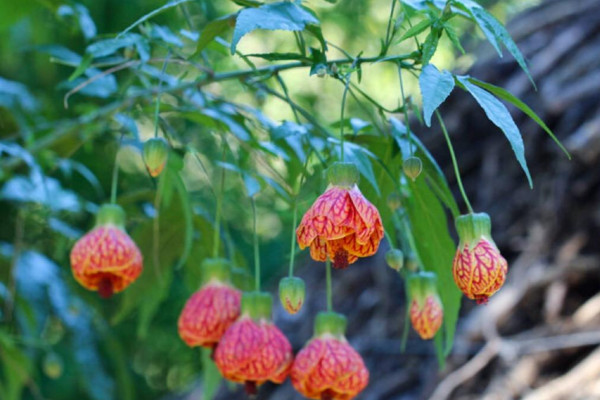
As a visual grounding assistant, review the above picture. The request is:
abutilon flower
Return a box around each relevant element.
[142,137,169,177]
[278,276,306,314]
[214,292,293,395]
[291,312,369,400]
[452,212,508,304]
[70,204,143,298]
[296,162,384,269]
[407,272,443,340]
[178,258,241,350]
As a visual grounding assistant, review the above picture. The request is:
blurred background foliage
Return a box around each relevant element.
[0,0,540,399]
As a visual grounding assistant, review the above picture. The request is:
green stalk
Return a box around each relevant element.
[436,110,474,214]
[339,76,351,162]
[288,202,298,277]
[397,64,414,155]
[212,146,226,258]
[109,135,124,204]
[251,197,260,292]
[326,259,333,312]
[153,52,171,138]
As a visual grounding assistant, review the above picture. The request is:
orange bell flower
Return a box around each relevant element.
[452,213,508,304]
[178,258,241,350]
[214,292,293,395]
[296,162,383,269]
[407,272,443,340]
[291,312,368,400]
[70,204,143,298]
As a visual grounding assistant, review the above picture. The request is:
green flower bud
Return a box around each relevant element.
[143,138,169,177]
[279,276,306,314]
[403,156,423,181]
[385,249,404,271]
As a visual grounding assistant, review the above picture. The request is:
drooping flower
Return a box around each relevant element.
[178,258,241,350]
[452,212,508,304]
[214,292,293,395]
[70,204,143,298]
[296,162,384,269]
[291,312,369,400]
[407,272,443,340]
[142,137,169,177]
[278,276,306,314]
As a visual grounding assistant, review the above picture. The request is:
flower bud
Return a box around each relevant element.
[385,248,404,271]
[143,137,169,177]
[407,272,443,340]
[453,213,508,304]
[278,276,306,314]
[403,156,423,181]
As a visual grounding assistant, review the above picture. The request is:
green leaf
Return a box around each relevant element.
[195,15,234,55]
[231,2,319,54]
[457,75,533,187]
[396,18,431,43]
[390,118,459,217]
[443,23,465,54]
[202,348,222,400]
[419,64,455,127]
[421,29,440,66]
[0,334,30,400]
[68,52,92,81]
[343,141,380,196]
[231,0,263,6]
[403,177,460,357]
[468,78,570,159]
[118,0,193,38]
[453,1,534,87]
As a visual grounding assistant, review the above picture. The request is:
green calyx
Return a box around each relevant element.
[455,212,493,249]
[326,162,360,188]
[95,204,126,229]
[201,258,232,285]
[241,291,273,322]
[385,249,404,271]
[314,311,347,338]
[407,271,439,305]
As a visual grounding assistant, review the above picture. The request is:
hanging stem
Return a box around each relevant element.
[251,197,260,292]
[288,202,298,277]
[109,134,124,204]
[326,259,333,312]
[339,76,351,162]
[212,145,227,258]
[436,110,474,214]
[384,0,398,51]
[397,64,414,155]
[153,52,171,138]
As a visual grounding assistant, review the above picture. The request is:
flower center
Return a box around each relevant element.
[333,249,349,269]
[244,381,257,397]
[475,295,489,305]
[98,277,114,299]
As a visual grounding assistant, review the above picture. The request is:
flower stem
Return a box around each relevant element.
[109,134,124,204]
[340,76,351,162]
[436,110,474,214]
[212,146,226,258]
[288,201,298,277]
[397,65,414,155]
[326,258,333,312]
[251,197,260,292]
[153,52,171,138]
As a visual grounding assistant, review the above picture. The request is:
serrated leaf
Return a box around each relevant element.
[457,75,532,187]
[421,30,440,66]
[396,18,431,43]
[195,16,234,55]
[419,64,455,127]
[468,77,570,159]
[231,2,319,54]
